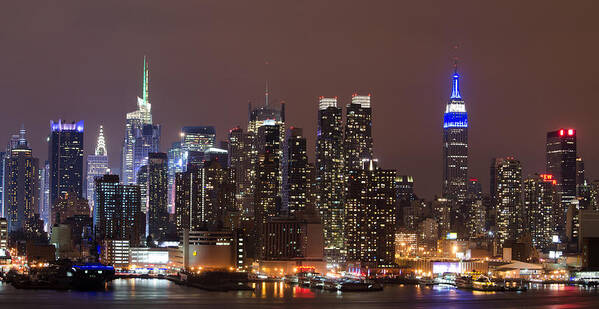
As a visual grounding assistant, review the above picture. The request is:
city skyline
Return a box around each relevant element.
[0,1,597,200]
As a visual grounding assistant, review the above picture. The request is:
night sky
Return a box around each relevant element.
[1,1,598,199]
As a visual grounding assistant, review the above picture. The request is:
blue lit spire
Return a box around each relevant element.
[450,72,461,99]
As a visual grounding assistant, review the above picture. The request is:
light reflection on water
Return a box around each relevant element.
[0,280,598,308]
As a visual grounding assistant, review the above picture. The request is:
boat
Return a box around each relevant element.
[310,276,326,289]
[471,275,501,291]
[418,277,436,286]
[455,276,473,289]
[283,275,299,284]
[11,261,114,291]
[337,279,383,292]
[434,272,457,286]
[69,263,115,290]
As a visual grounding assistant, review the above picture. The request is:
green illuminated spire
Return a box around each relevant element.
[143,55,149,104]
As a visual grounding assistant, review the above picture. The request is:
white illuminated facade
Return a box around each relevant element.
[351,94,371,108]
[86,125,109,212]
[318,96,337,110]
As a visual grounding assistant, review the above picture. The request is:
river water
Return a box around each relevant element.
[0,279,598,308]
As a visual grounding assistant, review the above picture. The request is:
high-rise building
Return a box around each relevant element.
[93,175,143,245]
[344,94,373,171]
[39,161,50,231]
[167,142,184,213]
[247,83,285,137]
[254,151,280,259]
[48,120,84,205]
[0,151,4,218]
[494,157,523,244]
[180,126,216,159]
[175,160,233,232]
[122,56,160,185]
[442,69,468,204]
[281,127,308,215]
[315,97,345,261]
[246,88,285,218]
[4,127,39,233]
[136,165,149,213]
[546,128,577,238]
[147,153,169,240]
[523,174,558,251]
[262,208,324,261]
[228,127,254,217]
[345,159,397,267]
[86,125,109,213]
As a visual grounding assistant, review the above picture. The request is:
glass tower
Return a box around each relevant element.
[122,56,160,185]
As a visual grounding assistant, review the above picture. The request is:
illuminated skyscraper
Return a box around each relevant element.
[228,127,253,216]
[48,120,84,205]
[523,174,558,251]
[254,151,280,259]
[344,94,373,171]
[494,157,522,244]
[167,142,183,213]
[4,127,39,233]
[442,69,468,204]
[147,152,168,240]
[175,160,233,232]
[180,126,216,158]
[315,97,345,262]
[281,127,308,215]
[345,159,397,266]
[546,128,577,238]
[93,174,143,245]
[122,56,160,185]
[86,125,109,213]
[39,161,50,231]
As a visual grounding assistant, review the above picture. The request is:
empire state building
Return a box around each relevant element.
[442,68,469,203]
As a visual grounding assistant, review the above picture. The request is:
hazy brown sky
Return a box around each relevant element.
[1,0,598,199]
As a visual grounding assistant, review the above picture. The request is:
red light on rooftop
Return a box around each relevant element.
[559,129,564,136]
[568,129,574,136]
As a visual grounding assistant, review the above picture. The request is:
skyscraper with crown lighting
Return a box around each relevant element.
[86,125,109,213]
[442,68,469,204]
[48,119,84,205]
[122,56,161,185]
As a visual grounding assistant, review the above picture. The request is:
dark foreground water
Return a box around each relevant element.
[1,279,598,308]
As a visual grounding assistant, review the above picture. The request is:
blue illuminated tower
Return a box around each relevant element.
[442,67,468,204]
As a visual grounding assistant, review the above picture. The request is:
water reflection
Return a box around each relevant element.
[0,279,597,308]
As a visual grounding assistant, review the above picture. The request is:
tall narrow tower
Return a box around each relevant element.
[316,97,345,263]
[86,125,109,212]
[442,66,469,204]
[122,56,160,185]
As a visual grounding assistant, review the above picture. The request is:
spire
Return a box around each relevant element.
[450,53,461,99]
[95,125,107,156]
[265,80,269,106]
[450,66,462,99]
[142,55,149,104]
